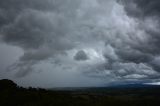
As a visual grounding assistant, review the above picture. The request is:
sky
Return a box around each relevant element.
[0,0,160,88]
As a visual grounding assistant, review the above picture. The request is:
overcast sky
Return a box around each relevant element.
[1,0,160,88]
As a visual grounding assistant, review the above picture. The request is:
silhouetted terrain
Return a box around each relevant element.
[0,79,160,106]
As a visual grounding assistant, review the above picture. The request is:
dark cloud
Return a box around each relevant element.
[117,0,160,73]
[74,50,89,61]
[120,0,160,18]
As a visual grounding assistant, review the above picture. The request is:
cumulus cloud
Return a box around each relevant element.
[0,0,160,87]
[74,50,89,61]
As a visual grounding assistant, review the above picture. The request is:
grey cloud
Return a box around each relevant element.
[103,44,119,63]
[84,61,158,81]
[1,9,73,49]
[74,50,89,61]
[0,0,79,77]
[8,61,35,78]
[115,48,153,63]
[0,0,57,29]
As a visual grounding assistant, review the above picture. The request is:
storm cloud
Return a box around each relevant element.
[0,0,160,87]
[118,0,160,72]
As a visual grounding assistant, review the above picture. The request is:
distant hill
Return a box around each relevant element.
[50,83,160,92]
[106,83,160,89]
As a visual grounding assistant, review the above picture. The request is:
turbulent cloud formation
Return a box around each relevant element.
[119,0,160,72]
[0,0,160,87]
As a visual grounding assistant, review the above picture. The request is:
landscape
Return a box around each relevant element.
[1,0,160,106]
[0,79,160,106]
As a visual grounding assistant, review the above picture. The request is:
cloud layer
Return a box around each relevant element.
[0,0,160,87]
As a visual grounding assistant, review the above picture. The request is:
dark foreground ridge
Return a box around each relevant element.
[1,79,160,106]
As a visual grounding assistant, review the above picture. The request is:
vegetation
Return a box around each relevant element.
[0,79,160,106]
